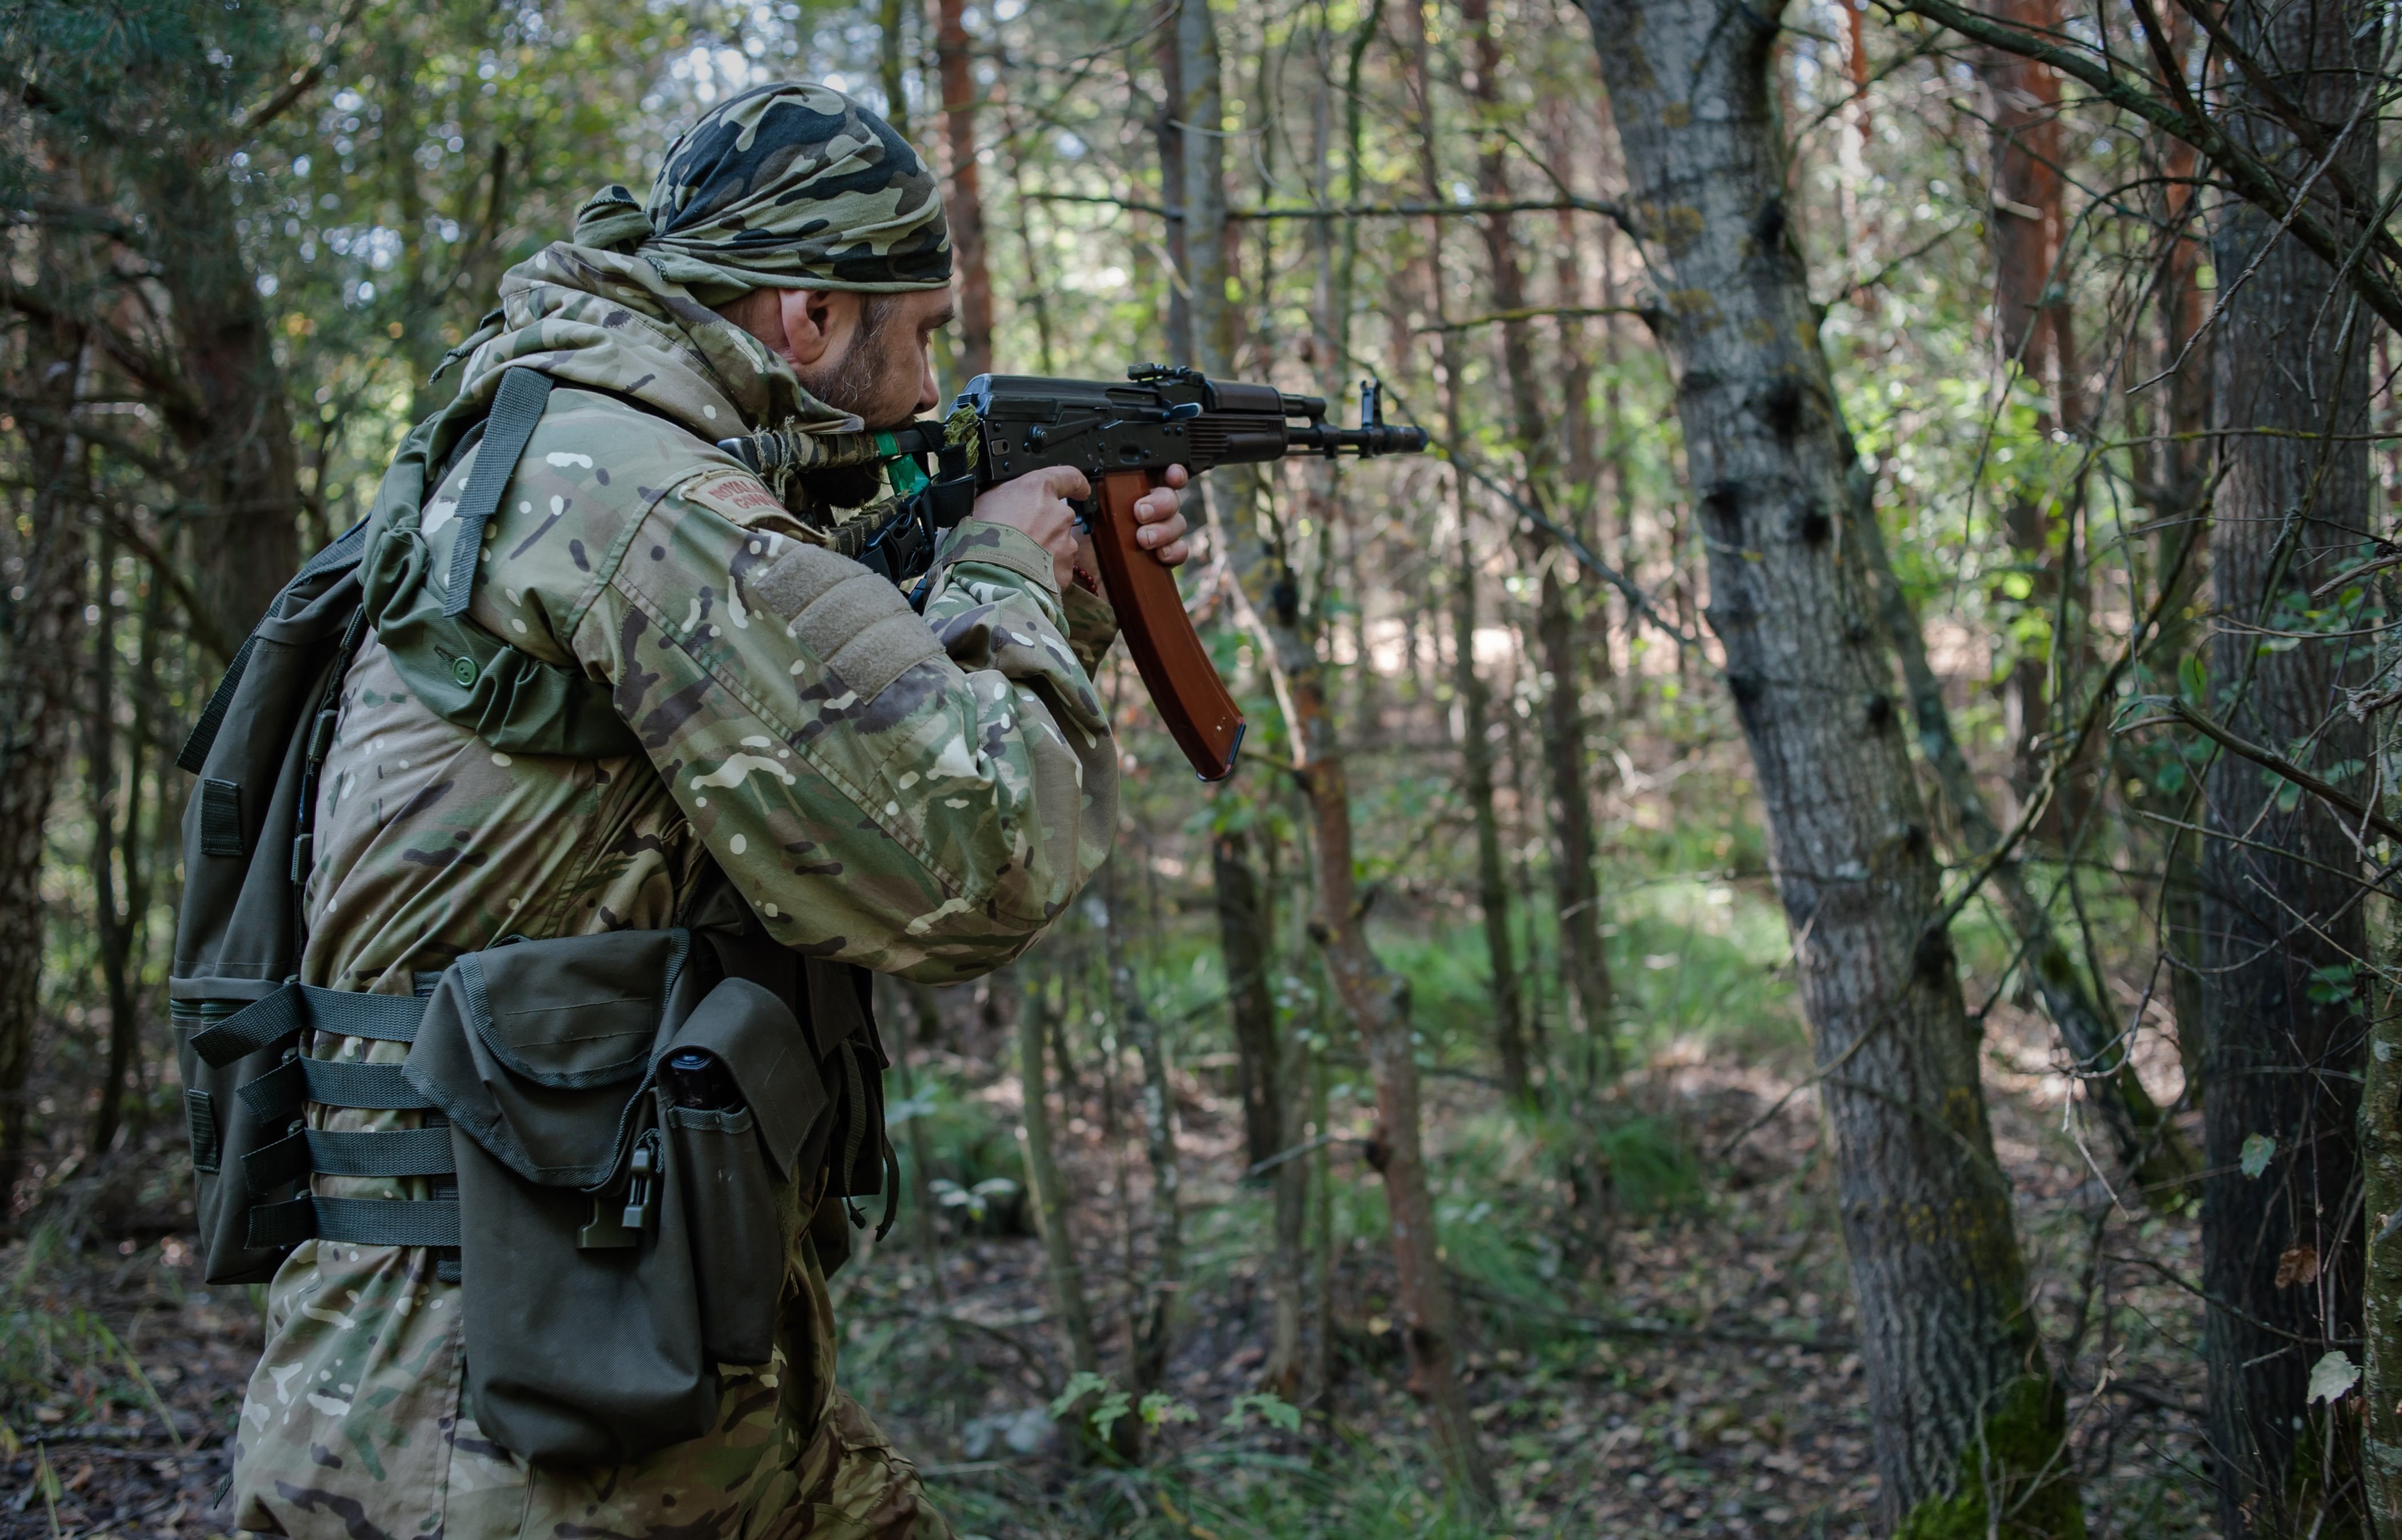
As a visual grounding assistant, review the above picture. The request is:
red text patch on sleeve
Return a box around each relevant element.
[686,473,788,523]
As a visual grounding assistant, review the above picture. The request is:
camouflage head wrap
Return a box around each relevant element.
[573,82,951,304]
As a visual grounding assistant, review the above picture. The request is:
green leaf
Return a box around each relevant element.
[2308,1349,2359,1405]
[1139,1392,1199,1428]
[2240,1133,2276,1179]
[2179,653,2208,706]
[1049,1372,1132,1438]
[1224,1390,1303,1433]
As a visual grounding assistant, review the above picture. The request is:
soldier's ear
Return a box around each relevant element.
[776,287,852,369]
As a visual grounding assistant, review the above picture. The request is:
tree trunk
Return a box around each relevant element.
[0,283,91,1220]
[1584,2,2079,1528]
[1015,969,1102,1381]
[86,526,139,1158]
[1977,0,2077,811]
[1233,538,1494,1510]
[1176,0,1234,374]
[140,149,297,646]
[933,0,992,382]
[1214,827,1283,1167]
[877,976,947,1298]
[1852,489,2194,1202]
[2201,0,2377,1528]
[878,0,913,143]
[1453,546,1530,1101]
[1110,860,1184,1397]
[1460,0,1615,1077]
[2368,591,2402,1535]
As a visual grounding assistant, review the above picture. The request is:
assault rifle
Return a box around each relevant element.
[721,365,1428,781]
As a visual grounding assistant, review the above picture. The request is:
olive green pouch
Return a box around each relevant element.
[402,930,824,1466]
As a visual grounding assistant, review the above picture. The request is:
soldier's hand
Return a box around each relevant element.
[1130,465,1191,569]
[970,466,1087,591]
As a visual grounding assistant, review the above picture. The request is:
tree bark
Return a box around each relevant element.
[1977,0,2078,809]
[2368,595,2402,1536]
[1232,537,1494,1510]
[1015,969,1102,1380]
[1459,0,1615,1077]
[1852,490,2194,1202]
[1176,0,1234,374]
[1214,828,1283,1167]
[1452,546,1530,1101]
[1584,2,2079,1528]
[1110,860,1184,1397]
[2200,0,2377,1529]
[878,0,913,143]
[0,274,92,1220]
[933,0,992,382]
[86,526,139,1158]
[137,145,298,644]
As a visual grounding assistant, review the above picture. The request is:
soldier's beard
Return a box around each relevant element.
[793,296,914,510]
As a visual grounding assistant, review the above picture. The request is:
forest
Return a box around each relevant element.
[1,0,2395,1534]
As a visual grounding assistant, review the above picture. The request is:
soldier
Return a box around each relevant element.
[223,83,1186,1539]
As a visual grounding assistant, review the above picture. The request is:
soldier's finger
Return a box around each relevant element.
[1132,486,1180,523]
[1040,465,1093,502]
[1154,533,1192,567]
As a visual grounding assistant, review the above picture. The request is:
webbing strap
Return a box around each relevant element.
[444,368,554,616]
[309,1126,456,1178]
[247,1195,462,1251]
[175,631,259,775]
[304,1059,434,1111]
[244,1126,456,1195]
[190,982,429,1069]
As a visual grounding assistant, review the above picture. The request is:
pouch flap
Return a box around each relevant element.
[404,930,695,1186]
[666,978,825,1178]
[465,930,688,1085]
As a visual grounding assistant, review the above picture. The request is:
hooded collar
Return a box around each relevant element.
[446,240,864,446]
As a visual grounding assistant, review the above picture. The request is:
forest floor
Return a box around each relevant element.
[1,988,2214,1539]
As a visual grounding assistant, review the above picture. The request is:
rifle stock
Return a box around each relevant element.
[1084,470,1244,781]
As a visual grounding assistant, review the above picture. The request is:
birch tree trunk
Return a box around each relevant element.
[1583,2,2078,1528]
[2200,0,2377,1527]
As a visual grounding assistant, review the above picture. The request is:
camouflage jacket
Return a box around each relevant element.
[226,241,1115,1540]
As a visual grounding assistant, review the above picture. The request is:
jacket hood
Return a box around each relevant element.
[445,241,864,445]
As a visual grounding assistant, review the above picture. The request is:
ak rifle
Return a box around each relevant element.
[722,364,1428,781]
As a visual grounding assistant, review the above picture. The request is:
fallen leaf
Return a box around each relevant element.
[2276,1245,2321,1288]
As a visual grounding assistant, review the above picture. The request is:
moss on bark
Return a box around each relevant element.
[1895,1375,2086,1540]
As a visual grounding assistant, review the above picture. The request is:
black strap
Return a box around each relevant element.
[444,368,555,616]
[190,982,430,1069]
[237,1058,305,1126]
[244,1126,456,1195]
[303,1058,435,1111]
[176,631,259,775]
[247,1195,462,1251]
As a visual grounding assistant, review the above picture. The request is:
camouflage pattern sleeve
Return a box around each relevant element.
[563,474,1119,982]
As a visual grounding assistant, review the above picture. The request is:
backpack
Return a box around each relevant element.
[170,366,894,1462]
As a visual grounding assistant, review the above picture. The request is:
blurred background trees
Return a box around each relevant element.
[6,0,2399,1535]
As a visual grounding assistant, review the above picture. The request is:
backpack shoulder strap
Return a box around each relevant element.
[442,366,554,616]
